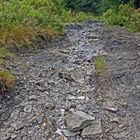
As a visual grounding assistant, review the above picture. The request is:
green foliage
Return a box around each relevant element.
[0,47,15,93]
[94,56,104,74]
[0,0,65,48]
[103,4,140,32]
[63,0,131,14]
[0,0,95,49]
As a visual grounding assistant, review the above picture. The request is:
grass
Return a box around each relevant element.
[0,48,15,93]
[0,47,15,66]
[94,56,104,74]
[0,70,16,93]
[0,0,95,49]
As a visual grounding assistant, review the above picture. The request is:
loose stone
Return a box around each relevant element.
[65,109,95,131]
[24,105,32,113]
[81,120,102,138]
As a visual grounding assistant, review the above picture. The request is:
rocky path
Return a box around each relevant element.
[0,21,140,140]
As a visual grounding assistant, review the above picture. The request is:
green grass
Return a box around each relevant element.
[102,5,140,32]
[94,56,104,74]
[0,70,16,93]
[0,47,14,66]
[0,47,14,59]
[0,0,95,49]
[0,47,15,93]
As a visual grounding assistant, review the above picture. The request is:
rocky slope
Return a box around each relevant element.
[0,21,140,140]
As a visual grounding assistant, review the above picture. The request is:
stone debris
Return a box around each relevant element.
[81,120,102,138]
[36,115,44,124]
[65,109,95,131]
[0,21,139,139]
[11,133,18,139]
[29,95,37,101]
[11,121,24,131]
[23,105,32,113]
[1,132,11,140]
[103,100,118,112]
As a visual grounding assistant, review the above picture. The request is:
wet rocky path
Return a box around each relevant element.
[0,21,140,140]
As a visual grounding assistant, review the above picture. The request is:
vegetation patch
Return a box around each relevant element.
[0,0,95,49]
[0,70,16,94]
[94,56,104,74]
[103,4,140,32]
[0,47,15,94]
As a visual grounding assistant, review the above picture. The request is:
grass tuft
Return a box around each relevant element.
[0,70,16,93]
[94,56,104,74]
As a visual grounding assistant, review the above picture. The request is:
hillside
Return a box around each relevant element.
[0,0,140,140]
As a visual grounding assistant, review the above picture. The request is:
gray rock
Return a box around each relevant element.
[103,101,118,112]
[11,134,18,139]
[86,65,95,76]
[11,121,24,131]
[20,112,27,118]
[65,109,95,131]
[37,86,46,92]
[81,120,102,138]
[45,103,55,110]
[36,115,44,124]
[116,109,126,117]
[62,130,79,137]
[1,132,11,140]
[29,95,37,101]
[114,131,128,139]
[24,105,32,113]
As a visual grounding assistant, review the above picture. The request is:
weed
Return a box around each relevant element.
[0,70,16,93]
[94,56,104,74]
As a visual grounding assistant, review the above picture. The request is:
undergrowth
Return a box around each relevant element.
[103,5,140,32]
[0,0,95,49]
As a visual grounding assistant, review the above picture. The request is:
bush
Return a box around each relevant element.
[103,4,140,32]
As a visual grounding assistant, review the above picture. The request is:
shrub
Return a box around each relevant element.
[103,4,140,32]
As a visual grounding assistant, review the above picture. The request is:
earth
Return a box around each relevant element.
[0,21,140,140]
